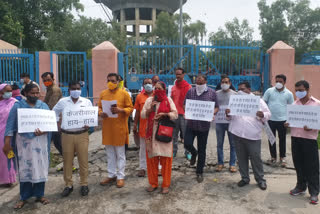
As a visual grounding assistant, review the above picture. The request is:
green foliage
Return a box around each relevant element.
[152,12,179,41]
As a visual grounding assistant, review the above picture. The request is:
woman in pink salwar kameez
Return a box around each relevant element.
[0,84,17,187]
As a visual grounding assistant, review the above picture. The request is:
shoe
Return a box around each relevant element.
[56,167,63,172]
[280,158,287,168]
[258,182,267,190]
[80,186,89,196]
[137,169,146,177]
[146,186,158,192]
[190,154,197,165]
[229,166,237,173]
[237,180,249,187]
[196,174,204,183]
[290,187,306,196]
[215,164,224,172]
[61,186,73,197]
[186,153,192,161]
[310,195,319,205]
[266,158,276,166]
[173,152,177,158]
[100,177,117,186]
[72,167,78,172]
[116,179,125,188]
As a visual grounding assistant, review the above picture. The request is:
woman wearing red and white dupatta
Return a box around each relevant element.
[141,81,178,194]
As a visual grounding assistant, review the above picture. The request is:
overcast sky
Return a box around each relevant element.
[76,0,320,40]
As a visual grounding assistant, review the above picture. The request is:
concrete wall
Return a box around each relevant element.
[294,65,320,99]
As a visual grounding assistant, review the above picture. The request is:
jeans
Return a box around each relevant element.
[216,123,236,166]
[184,127,209,174]
[20,182,45,201]
[173,114,189,154]
[268,120,287,158]
[52,131,62,155]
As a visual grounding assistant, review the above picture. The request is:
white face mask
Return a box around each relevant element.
[196,84,207,96]
[237,90,247,95]
[295,91,307,99]
[275,82,283,90]
[221,83,230,91]
[70,90,81,99]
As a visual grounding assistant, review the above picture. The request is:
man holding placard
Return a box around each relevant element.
[53,81,94,197]
[226,81,271,191]
[285,80,319,205]
[99,73,133,188]
[184,74,219,183]
[215,75,237,173]
[263,74,294,167]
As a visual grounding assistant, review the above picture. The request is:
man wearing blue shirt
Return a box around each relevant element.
[263,74,294,167]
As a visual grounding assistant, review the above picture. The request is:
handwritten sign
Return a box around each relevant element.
[101,100,118,118]
[214,105,229,124]
[228,95,260,117]
[287,105,320,129]
[18,109,58,133]
[264,122,276,146]
[62,107,98,130]
[185,99,215,122]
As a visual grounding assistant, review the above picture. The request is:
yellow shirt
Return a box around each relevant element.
[98,88,133,146]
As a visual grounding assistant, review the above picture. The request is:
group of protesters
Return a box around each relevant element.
[0,68,319,210]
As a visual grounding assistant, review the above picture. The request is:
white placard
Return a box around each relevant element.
[185,99,215,122]
[228,95,260,117]
[62,107,98,130]
[101,100,118,118]
[287,105,320,129]
[18,109,58,133]
[264,122,276,146]
[168,85,173,97]
[214,105,229,124]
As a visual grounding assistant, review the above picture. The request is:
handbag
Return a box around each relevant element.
[155,118,176,143]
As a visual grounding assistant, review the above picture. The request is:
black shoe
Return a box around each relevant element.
[61,186,73,197]
[80,186,89,196]
[196,174,204,183]
[258,182,267,190]
[190,153,197,166]
[290,187,306,196]
[237,180,249,187]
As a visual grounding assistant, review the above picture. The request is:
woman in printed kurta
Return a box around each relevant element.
[141,82,178,194]
[0,84,17,186]
[3,84,51,210]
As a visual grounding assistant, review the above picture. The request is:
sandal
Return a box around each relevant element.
[229,166,237,173]
[161,187,169,194]
[146,186,158,192]
[137,169,146,177]
[35,197,50,205]
[14,200,26,210]
[215,164,224,172]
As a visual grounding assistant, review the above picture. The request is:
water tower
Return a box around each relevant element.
[96,0,187,39]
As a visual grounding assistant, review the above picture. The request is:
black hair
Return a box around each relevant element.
[11,83,20,90]
[275,74,287,83]
[68,80,81,88]
[107,73,120,81]
[118,75,123,81]
[41,72,54,79]
[21,73,30,78]
[238,81,251,89]
[220,74,231,82]
[24,83,39,94]
[295,80,309,90]
[143,78,152,84]
[196,74,207,81]
[152,75,159,83]
[175,67,185,74]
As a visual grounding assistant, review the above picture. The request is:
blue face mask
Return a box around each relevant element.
[70,90,81,99]
[2,92,12,99]
[295,91,307,99]
[144,84,153,93]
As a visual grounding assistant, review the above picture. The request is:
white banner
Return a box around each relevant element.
[168,85,173,97]
[18,109,58,133]
[287,105,320,129]
[214,105,229,124]
[264,122,276,146]
[185,99,215,122]
[62,107,98,130]
[101,100,118,118]
[228,95,260,117]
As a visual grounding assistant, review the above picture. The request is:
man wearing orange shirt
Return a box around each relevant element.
[133,78,154,177]
[171,68,192,158]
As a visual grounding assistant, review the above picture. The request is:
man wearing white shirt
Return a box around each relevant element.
[53,81,93,197]
[226,81,271,190]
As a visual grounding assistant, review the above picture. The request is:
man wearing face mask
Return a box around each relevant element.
[53,81,93,197]
[171,68,192,159]
[133,78,153,177]
[184,75,219,183]
[41,72,63,158]
[99,73,133,188]
[20,73,40,98]
[285,80,319,205]
[263,74,294,167]
[215,75,237,173]
[226,81,271,191]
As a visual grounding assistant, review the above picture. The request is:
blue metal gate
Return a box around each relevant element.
[0,49,35,85]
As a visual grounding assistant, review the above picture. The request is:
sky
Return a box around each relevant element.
[75,0,320,40]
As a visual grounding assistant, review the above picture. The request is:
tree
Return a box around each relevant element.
[209,18,254,42]
[152,12,179,41]
[184,20,207,43]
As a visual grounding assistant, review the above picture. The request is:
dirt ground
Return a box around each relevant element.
[0,124,319,214]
